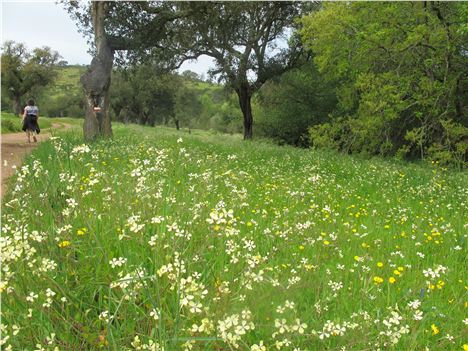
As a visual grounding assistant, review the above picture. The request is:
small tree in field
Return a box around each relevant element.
[1,41,60,115]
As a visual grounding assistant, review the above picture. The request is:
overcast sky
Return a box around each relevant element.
[1,0,213,75]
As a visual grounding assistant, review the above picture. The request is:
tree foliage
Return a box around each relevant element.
[301,2,467,167]
[256,64,337,147]
[1,40,60,115]
[111,65,177,127]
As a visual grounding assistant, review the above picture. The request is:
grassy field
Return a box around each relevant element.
[1,124,467,350]
[1,112,52,134]
[1,112,82,134]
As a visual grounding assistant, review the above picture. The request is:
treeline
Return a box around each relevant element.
[110,67,243,134]
[109,65,336,144]
[1,40,86,118]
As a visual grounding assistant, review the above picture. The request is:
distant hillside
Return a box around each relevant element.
[39,65,87,117]
[44,65,86,98]
[185,80,227,103]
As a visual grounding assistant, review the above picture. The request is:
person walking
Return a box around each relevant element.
[22,99,40,143]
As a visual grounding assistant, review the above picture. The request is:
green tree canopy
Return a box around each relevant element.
[170,2,308,139]
[1,40,60,115]
[110,65,178,127]
[301,2,467,166]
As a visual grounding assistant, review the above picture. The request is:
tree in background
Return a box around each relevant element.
[111,65,178,127]
[64,1,183,140]
[174,84,203,131]
[301,2,467,166]
[110,64,239,134]
[172,2,308,139]
[256,64,337,147]
[38,65,86,118]
[1,40,60,115]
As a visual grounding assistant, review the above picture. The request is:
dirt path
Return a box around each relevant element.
[1,123,72,199]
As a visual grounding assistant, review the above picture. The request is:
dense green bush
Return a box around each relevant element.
[301,2,468,167]
[256,65,337,147]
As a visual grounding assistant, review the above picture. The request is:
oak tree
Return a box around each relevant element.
[1,41,60,115]
[172,2,306,139]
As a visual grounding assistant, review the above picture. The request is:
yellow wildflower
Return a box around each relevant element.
[58,241,71,248]
[373,276,384,284]
[431,324,439,335]
[77,227,87,236]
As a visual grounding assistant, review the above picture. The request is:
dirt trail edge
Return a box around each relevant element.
[1,123,72,199]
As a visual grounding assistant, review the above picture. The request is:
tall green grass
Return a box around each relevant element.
[1,112,52,134]
[1,112,82,134]
[1,124,467,350]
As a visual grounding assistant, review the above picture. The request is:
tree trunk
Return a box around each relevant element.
[455,75,463,122]
[13,95,21,116]
[236,85,253,140]
[175,119,180,130]
[80,1,113,141]
[138,111,147,125]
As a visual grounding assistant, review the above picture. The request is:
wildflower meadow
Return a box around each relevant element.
[1,125,467,350]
